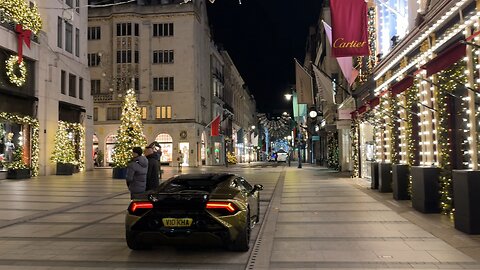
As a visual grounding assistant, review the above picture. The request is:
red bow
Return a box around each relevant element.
[15,24,32,63]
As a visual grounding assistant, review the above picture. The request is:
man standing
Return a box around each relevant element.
[144,147,160,191]
[126,147,148,199]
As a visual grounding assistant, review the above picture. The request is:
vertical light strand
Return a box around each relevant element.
[405,81,420,195]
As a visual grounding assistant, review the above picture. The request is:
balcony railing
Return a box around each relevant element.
[93,93,113,102]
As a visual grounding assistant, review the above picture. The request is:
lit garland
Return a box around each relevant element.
[471,25,480,168]
[388,92,400,164]
[436,61,467,217]
[367,7,377,72]
[351,117,359,177]
[0,0,42,34]
[0,112,39,176]
[112,89,146,168]
[405,82,420,195]
[327,131,340,171]
[6,55,27,87]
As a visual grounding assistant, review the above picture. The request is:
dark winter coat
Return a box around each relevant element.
[126,155,148,195]
[146,153,160,191]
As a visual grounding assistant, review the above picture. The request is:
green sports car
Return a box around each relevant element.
[125,173,263,251]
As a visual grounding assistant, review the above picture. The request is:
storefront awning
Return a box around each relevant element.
[421,42,466,77]
[391,76,413,96]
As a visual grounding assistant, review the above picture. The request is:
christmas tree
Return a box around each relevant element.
[51,121,76,164]
[112,89,146,168]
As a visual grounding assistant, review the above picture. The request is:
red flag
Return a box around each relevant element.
[210,115,221,136]
[330,0,369,57]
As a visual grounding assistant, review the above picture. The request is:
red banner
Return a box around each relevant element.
[330,0,369,57]
[210,115,221,136]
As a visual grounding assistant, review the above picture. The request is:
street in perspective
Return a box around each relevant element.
[0,163,479,269]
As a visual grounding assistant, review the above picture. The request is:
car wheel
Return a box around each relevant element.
[126,231,151,250]
[228,213,251,252]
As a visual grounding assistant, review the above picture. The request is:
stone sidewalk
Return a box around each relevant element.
[251,164,480,270]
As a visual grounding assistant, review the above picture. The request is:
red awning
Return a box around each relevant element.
[357,105,367,114]
[421,42,466,77]
[368,97,380,108]
[391,76,414,96]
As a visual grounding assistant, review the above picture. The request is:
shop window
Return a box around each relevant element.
[155,133,173,163]
[0,122,30,171]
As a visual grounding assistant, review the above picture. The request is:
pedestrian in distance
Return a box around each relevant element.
[177,150,184,173]
[126,147,148,199]
[144,146,159,191]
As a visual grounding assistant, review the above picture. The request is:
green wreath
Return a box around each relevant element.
[6,55,27,87]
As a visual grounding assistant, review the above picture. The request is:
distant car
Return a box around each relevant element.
[277,150,288,162]
[125,173,263,251]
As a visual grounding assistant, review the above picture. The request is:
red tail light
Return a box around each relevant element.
[206,202,238,214]
[128,201,153,215]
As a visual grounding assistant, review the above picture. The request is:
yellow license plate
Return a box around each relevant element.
[162,218,193,227]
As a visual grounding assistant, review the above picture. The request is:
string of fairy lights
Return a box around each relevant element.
[257,113,291,139]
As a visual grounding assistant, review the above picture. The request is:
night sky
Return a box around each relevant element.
[206,0,323,114]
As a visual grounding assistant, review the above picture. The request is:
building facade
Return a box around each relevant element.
[88,0,255,167]
[0,0,93,176]
[351,0,479,218]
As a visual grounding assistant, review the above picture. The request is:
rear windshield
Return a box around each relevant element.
[158,176,229,193]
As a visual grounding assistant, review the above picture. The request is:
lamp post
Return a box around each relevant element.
[285,90,302,168]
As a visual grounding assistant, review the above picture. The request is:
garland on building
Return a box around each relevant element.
[367,7,377,72]
[112,89,146,168]
[388,92,400,164]
[0,0,42,34]
[351,118,359,177]
[436,61,467,217]
[327,132,340,171]
[0,112,39,176]
[405,83,420,195]
[6,55,27,87]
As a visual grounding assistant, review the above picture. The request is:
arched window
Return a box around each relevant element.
[155,133,173,162]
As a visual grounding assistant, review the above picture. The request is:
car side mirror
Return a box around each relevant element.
[252,184,264,193]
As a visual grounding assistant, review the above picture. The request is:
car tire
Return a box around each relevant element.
[126,231,151,250]
[228,213,251,252]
